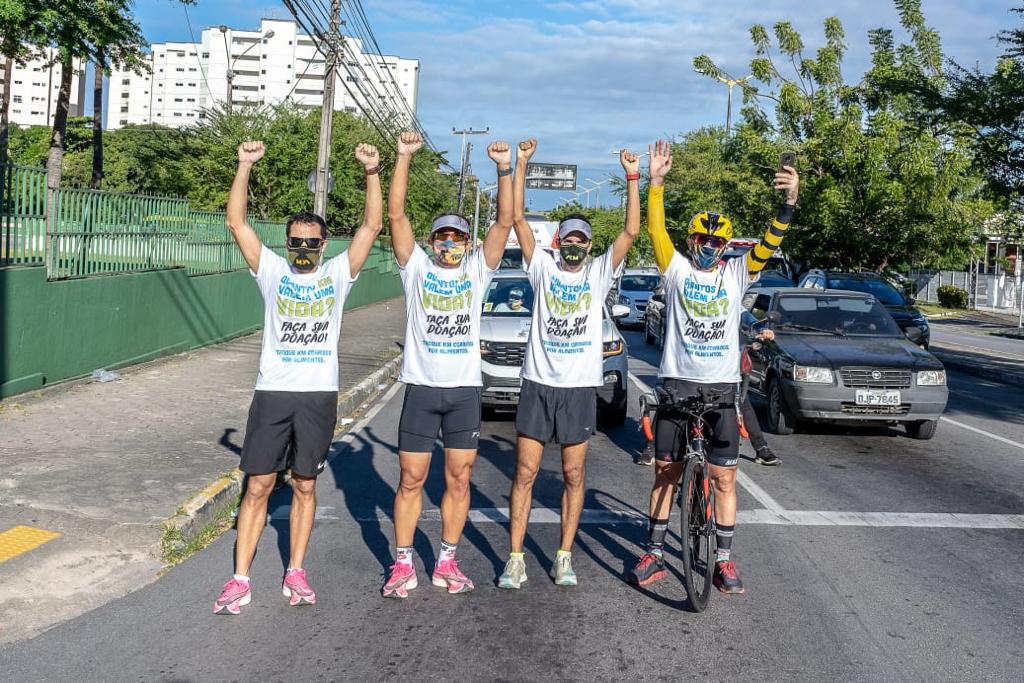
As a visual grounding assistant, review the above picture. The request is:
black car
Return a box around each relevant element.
[644,285,667,348]
[741,288,948,440]
[798,270,930,348]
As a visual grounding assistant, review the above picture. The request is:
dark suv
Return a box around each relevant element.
[797,270,930,348]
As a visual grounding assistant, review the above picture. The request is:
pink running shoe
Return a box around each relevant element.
[432,558,475,594]
[381,562,418,599]
[213,578,251,615]
[282,568,316,606]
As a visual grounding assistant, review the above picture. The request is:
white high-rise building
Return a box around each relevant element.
[107,18,419,130]
[1,47,86,127]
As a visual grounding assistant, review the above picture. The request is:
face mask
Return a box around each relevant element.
[687,235,725,270]
[560,243,588,266]
[434,239,466,267]
[287,246,322,272]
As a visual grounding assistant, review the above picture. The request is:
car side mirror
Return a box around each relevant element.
[767,310,782,324]
[611,304,630,319]
[650,293,664,303]
[904,326,923,343]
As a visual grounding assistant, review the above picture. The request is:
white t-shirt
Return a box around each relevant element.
[659,251,749,383]
[398,247,497,387]
[522,250,622,388]
[251,245,358,392]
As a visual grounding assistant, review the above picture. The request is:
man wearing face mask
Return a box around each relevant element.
[497,138,641,589]
[493,286,529,313]
[381,131,514,598]
[212,140,383,615]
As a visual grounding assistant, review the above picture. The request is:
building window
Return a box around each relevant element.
[174,97,183,102]
[11,95,20,103]
[157,98,162,102]
[260,85,265,90]
[120,105,128,112]
[188,67,196,72]
[121,92,129,98]
[261,69,266,74]
[175,82,183,86]
[175,67,184,72]
[120,119,128,125]
[173,112,182,117]
[122,78,130,85]
[201,52,209,58]
[187,98,195,102]
[188,82,196,87]
[158,68,163,72]
[189,52,197,57]
[187,112,195,117]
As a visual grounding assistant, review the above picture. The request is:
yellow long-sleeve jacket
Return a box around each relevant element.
[647,185,795,275]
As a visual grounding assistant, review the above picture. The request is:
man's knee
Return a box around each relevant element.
[243,474,276,501]
[562,464,585,489]
[291,474,317,498]
[711,470,737,494]
[445,465,472,497]
[513,463,539,488]
[398,468,427,495]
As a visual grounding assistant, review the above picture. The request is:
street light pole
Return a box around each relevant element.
[473,182,497,246]
[453,126,488,214]
[314,0,341,218]
[220,25,275,113]
[714,74,752,134]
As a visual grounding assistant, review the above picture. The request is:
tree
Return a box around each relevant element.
[0,1,46,161]
[693,0,994,272]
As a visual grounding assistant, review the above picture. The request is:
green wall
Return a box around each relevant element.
[0,243,401,398]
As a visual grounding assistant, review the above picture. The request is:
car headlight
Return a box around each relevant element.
[793,365,833,383]
[917,370,946,386]
[480,340,492,356]
[618,294,631,306]
[603,340,623,357]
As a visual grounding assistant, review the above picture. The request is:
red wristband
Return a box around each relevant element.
[626,173,641,181]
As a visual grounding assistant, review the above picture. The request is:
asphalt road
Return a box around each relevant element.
[2,330,1023,681]
[929,318,1024,360]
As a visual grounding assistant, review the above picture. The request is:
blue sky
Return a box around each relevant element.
[125,0,1016,209]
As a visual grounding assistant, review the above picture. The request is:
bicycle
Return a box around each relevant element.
[639,387,735,612]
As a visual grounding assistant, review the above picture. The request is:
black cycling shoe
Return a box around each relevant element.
[754,445,781,466]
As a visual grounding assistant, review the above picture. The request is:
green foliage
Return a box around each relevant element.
[691,0,994,273]
[936,284,968,309]
[9,103,457,237]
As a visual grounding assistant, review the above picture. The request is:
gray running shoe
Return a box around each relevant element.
[550,553,578,586]
[497,555,528,589]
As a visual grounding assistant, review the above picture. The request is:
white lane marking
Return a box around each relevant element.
[269,505,340,521]
[627,371,787,513]
[330,380,403,457]
[940,416,1024,451]
[345,507,1024,529]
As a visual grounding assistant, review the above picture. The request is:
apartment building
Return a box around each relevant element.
[107,18,419,129]
[1,47,86,127]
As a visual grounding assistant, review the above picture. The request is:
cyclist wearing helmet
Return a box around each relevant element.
[627,140,799,593]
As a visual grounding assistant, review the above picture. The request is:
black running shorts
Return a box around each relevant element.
[515,378,597,445]
[398,384,483,453]
[240,390,338,478]
[654,379,739,468]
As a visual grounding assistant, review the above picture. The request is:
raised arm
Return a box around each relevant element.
[647,139,674,273]
[345,143,384,278]
[512,138,538,264]
[746,165,800,277]
[482,140,514,269]
[609,149,641,268]
[387,131,423,267]
[226,141,266,273]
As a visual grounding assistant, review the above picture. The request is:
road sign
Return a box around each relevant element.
[525,163,577,191]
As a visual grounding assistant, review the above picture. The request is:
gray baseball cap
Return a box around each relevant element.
[431,213,471,237]
[558,217,592,241]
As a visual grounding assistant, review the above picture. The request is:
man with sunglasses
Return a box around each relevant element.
[497,139,641,589]
[493,286,529,313]
[213,139,383,615]
[626,140,799,594]
[381,131,514,598]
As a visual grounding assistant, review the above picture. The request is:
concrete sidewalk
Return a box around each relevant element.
[0,296,405,645]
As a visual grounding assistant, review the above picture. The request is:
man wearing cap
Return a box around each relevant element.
[493,286,529,313]
[497,138,641,589]
[381,131,514,598]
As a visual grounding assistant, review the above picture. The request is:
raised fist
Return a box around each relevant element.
[238,140,265,165]
[774,165,800,206]
[517,138,538,165]
[648,139,672,182]
[355,142,379,169]
[619,148,640,174]
[397,131,423,157]
[487,140,512,166]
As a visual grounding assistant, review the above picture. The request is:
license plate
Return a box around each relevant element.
[855,389,901,406]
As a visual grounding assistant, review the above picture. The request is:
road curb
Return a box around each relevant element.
[163,352,404,558]
[932,351,1024,388]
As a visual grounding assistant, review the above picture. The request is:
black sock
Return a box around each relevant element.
[716,523,735,562]
[648,517,669,556]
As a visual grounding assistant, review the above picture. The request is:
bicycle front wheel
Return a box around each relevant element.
[680,456,716,612]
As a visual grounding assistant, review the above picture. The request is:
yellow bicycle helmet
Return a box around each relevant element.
[686,211,733,269]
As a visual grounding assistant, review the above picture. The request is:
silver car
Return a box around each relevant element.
[608,268,661,328]
[480,270,630,425]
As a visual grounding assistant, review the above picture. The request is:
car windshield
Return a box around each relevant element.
[826,277,905,306]
[620,275,659,292]
[775,295,903,336]
[483,278,535,317]
[501,249,524,270]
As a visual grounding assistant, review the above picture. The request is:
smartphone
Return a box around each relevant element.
[779,151,797,171]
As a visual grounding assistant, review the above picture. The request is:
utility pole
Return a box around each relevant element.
[314,0,342,218]
[473,182,497,245]
[453,126,487,214]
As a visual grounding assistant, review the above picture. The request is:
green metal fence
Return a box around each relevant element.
[0,163,295,279]
[0,163,47,266]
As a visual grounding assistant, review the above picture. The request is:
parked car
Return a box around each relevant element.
[740,287,948,439]
[479,270,630,425]
[644,285,667,348]
[798,270,930,348]
[607,268,660,327]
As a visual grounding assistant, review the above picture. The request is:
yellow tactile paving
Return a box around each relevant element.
[0,525,61,563]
